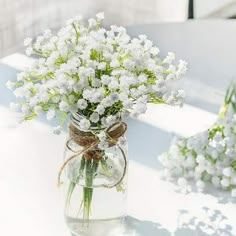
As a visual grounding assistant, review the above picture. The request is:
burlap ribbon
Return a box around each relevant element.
[58,122,127,188]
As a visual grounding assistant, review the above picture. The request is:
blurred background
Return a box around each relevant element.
[1,0,236,57]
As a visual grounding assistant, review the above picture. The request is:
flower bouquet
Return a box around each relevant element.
[159,81,236,197]
[7,13,187,236]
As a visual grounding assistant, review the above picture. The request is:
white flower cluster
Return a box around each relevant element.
[7,13,187,134]
[159,107,236,197]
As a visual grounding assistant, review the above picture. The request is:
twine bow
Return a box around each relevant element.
[57,121,128,188]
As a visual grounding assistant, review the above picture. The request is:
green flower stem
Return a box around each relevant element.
[83,158,99,221]
[65,182,76,210]
[219,80,236,118]
[65,156,86,211]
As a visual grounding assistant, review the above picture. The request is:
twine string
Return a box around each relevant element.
[57,122,127,188]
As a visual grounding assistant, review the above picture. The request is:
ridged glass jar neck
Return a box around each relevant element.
[70,112,83,130]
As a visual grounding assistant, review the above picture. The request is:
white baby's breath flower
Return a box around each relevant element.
[196,155,205,164]
[92,78,102,88]
[97,62,106,70]
[90,112,99,123]
[211,176,220,187]
[96,12,104,20]
[150,47,160,56]
[96,105,105,115]
[163,52,175,64]
[59,101,70,112]
[110,59,119,68]
[47,109,56,120]
[6,80,15,90]
[130,110,139,118]
[205,165,215,175]
[123,99,133,109]
[97,131,106,141]
[138,74,147,83]
[158,102,236,196]
[221,177,230,187]
[21,104,31,116]
[184,155,196,168]
[77,99,88,110]
[34,106,43,115]
[79,118,91,131]
[50,36,58,44]
[53,126,62,135]
[25,47,33,56]
[101,97,112,108]
[176,60,188,78]
[101,75,111,85]
[43,29,52,38]
[222,167,232,177]
[177,177,188,187]
[24,38,32,46]
[109,93,119,103]
[17,72,26,81]
[88,18,97,28]
[108,81,119,90]
[135,102,147,114]
[13,87,25,98]
[106,115,117,126]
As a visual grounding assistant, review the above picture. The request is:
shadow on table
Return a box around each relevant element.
[176,207,234,236]
[171,179,236,205]
[127,118,174,169]
[125,206,234,236]
[124,216,170,236]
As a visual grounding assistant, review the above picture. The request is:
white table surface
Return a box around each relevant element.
[1,21,236,236]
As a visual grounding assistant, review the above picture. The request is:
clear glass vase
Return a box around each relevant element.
[59,113,128,236]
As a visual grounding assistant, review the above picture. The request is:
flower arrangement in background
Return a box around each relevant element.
[159,81,236,197]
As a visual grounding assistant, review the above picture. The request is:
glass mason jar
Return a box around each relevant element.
[59,112,128,236]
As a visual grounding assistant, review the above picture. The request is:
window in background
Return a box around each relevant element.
[0,0,189,58]
[194,0,236,19]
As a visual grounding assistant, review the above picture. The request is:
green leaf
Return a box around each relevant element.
[223,80,236,114]
[231,160,236,171]
[25,113,37,121]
